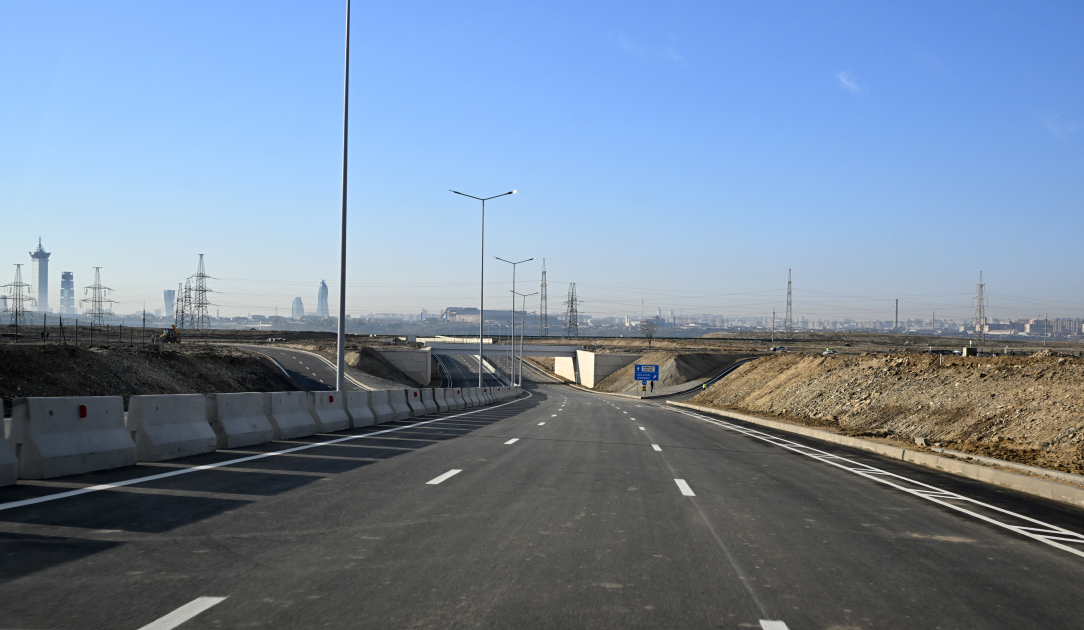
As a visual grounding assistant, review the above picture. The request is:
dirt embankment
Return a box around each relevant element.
[594,352,743,393]
[0,345,297,414]
[691,352,1084,474]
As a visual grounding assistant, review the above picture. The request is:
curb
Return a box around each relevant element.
[666,401,1084,510]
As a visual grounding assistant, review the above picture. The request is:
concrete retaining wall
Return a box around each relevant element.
[420,389,439,415]
[375,348,432,386]
[576,350,640,388]
[308,391,350,433]
[369,390,398,424]
[127,394,216,462]
[345,390,376,428]
[267,392,317,440]
[387,390,411,421]
[206,393,274,450]
[405,389,425,416]
[554,356,577,382]
[8,396,136,479]
[667,401,1084,510]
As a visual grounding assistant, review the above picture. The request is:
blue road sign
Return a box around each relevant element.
[634,365,659,381]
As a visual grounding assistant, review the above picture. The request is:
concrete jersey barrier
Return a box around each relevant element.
[0,438,16,487]
[468,387,482,407]
[463,388,477,407]
[420,389,439,415]
[7,396,136,479]
[127,394,216,462]
[345,390,376,428]
[309,391,351,433]
[405,389,425,416]
[387,390,411,421]
[266,392,317,440]
[448,388,465,410]
[433,389,450,413]
[369,390,398,424]
[206,393,274,449]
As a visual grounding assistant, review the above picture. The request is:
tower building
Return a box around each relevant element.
[30,238,49,312]
[164,289,176,317]
[316,280,329,318]
[292,297,305,319]
[60,272,75,314]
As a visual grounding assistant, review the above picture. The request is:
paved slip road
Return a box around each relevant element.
[2,382,1084,629]
[236,345,365,392]
[435,353,509,389]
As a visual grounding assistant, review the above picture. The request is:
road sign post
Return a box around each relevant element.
[635,365,658,398]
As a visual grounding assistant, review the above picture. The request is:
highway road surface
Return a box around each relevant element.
[2,383,1083,628]
[435,353,508,388]
[237,345,363,391]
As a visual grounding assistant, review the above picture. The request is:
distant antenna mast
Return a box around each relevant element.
[973,271,987,348]
[80,267,114,327]
[3,264,35,326]
[784,269,793,338]
[564,282,578,339]
[539,259,548,337]
[191,254,214,330]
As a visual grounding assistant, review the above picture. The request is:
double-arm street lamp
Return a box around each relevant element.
[512,290,538,386]
[495,256,533,385]
[450,189,517,387]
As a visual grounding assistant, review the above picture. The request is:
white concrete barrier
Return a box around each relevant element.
[369,390,398,424]
[433,389,450,413]
[405,389,425,416]
[481,387,493,404]
[127,394,216,462]
[449,387,466,410]
[420,389,439,415]
[387,390,411,421]
[7,396,136,479]
[0,437,16,487]
[266,392,317,440]
[206,393,274,450]
[309,391,350,433]
[470,387,484,407]
[345,390,376,428]
[464,388,479,407]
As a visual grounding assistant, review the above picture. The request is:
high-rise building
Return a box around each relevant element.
[29,238,50,312]
[164,289,176,317]
[292,297,305,319]
[0,295,7,312]
[316,280,329,318]
[60,271,76,314]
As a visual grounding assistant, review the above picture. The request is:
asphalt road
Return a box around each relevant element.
[2,383,1083,628]
[435,353,509,388]
[239,346,363,392]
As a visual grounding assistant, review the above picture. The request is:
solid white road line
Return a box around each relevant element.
[427,469,462,485]
[137,597,228,630]
[652,444,662,451]
[504,438,519,444]
[538,422,546,425]
[675,479,696,496]
[760,621,790,630]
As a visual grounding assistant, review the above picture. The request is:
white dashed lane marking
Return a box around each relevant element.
[427,469,462,485]
[538,422,546,426]
[652,444,662,451]
[639,427,646,431]
[137,597,228,630]
[504,438,519,444]
[760,621,790,630]
[674,479,695,496]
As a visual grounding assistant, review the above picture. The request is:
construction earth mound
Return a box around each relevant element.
[691,351,1084,475]
[0,344,297,414]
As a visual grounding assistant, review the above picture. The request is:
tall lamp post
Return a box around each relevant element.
[512,290,538,386]
[495,256,533,385]
[450,189,517,387]
[335,0,351,393]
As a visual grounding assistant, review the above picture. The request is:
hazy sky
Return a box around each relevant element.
[2,1,1082,323]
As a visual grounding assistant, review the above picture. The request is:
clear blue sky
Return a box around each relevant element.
[2,1,1082,323]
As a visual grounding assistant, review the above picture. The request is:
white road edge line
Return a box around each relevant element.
[0,391,534,512]
[504,438,519,444]
[137,596,228,630]
[652,444,662,451]
[427,469,462,485]
[760,621,789,630]
[675,479,695,496]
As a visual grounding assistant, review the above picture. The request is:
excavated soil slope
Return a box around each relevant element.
[0,344,297,413]
[594,352,743,393]
[691,352,1084,474]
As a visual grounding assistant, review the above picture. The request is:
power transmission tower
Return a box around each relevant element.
[564,283,578,339]
[784,269,793,338]
[3,264,36,326]
[539,259,548,337]
[174,282,183,326]
[191,254,214,330]
[80,267,114,327]
[973,271,987,349]
[178,279,193,329]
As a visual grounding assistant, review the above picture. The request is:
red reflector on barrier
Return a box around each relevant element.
[414,392,418,397]
[78,405,87,418]
[329,395,334,403]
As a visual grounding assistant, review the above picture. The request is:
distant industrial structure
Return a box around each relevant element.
[60,271,76,315]
[29,239,49,313]
[292,297,305,319]
[316,280,329,318]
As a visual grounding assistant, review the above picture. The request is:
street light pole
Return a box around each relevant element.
[512,290,538,386]
[496,256,533,386]
[335,0,351,393]
[450,189,517,387]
